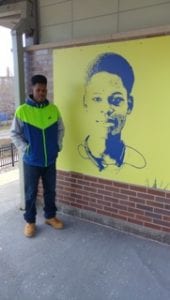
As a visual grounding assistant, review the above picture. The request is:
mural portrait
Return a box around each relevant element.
[54,36,170,189]
[78,52,146,171]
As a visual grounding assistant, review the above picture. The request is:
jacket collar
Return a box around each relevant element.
[26,95,49,108]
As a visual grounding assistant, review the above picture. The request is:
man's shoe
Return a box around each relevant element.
[24,223,36,237]
[45,217,64,229]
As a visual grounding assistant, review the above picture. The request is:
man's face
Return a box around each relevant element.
[32,83,47,103]
[84,72,133,136]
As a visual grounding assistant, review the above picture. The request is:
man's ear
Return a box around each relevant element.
[127,95,134,114]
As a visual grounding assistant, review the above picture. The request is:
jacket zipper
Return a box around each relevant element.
[42,129,47,167]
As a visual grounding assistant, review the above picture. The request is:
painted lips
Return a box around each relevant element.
[96,114,126,131]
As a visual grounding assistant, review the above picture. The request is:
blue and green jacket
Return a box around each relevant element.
[10,96,64,167]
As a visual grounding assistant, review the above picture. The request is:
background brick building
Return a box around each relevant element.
[0,76,15,121]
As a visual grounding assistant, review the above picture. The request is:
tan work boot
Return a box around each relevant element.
[24,223,36,237]
[45,217,64,229]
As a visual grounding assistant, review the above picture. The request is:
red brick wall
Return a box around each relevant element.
[57,170,170,233]
[26,46,170,244]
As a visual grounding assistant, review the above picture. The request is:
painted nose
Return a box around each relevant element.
[107,107,115,116]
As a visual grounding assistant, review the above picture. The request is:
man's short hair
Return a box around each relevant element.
[86,53,134,95]
[31,74,47,86]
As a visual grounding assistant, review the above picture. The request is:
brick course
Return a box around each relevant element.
[56,170,170,233]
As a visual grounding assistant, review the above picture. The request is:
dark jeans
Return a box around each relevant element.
[23,162,57,223]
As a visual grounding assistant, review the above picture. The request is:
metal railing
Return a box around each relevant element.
[0,143,18,168]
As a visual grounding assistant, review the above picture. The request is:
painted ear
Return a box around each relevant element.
[127,95,134,114]
[83,94,88,111]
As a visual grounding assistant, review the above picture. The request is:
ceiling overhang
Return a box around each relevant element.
[0,1,35,35]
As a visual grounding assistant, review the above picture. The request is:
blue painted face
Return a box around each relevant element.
[84,72,133,136]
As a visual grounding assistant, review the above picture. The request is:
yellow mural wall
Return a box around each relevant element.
[53,36,170,189]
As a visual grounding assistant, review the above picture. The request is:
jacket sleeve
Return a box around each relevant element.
[10,116,28,153]
[57,117,65,152]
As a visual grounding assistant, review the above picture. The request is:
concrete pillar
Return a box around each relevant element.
[12,30,25,210]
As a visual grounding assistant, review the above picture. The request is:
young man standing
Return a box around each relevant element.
[11,74,65,237]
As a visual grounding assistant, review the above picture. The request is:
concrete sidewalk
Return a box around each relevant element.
[0,168,19,186]
[0,178,170,300]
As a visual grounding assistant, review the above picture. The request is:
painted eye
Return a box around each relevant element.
[92,97,102,103]
[108,96,124,106]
